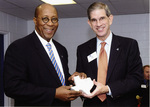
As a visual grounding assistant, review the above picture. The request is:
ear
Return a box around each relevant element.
[109,15,113,25]
[87,20,92,28]
[33,17,37,25]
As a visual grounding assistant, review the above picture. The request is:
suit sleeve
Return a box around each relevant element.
[108,39,143,99]
[3,42,55,105]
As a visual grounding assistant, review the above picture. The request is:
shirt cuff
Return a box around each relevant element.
[106,85,113,97]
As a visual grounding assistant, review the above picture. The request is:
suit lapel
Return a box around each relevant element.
[106,34,121,82]
[53,40,70,84]
[87,38,98,80]
[32,32,61,85]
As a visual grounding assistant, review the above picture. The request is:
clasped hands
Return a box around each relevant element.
[81,79,109,99]
[55,72,109,101]
[55,72,87,101]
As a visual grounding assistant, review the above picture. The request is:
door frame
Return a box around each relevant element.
[0,30,12,106]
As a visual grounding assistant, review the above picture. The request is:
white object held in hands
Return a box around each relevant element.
[71,76,94,95]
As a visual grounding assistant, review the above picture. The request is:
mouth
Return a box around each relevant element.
[97,26,105,32]
[45,28,54,34]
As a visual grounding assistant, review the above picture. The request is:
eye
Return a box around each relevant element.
[99,17,105,21]
[51,17,58,23]
[42,17,49,23]
[90,19,97,22]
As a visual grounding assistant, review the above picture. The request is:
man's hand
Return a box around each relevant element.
[68,72,87,84]
[55,85,81,101]
[81,79,109,99]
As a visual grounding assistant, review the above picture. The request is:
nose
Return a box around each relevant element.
[96,20,102,26]
[46,20,54,26]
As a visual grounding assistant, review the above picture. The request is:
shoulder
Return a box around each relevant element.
[10,32,34,46]
[113,34,138,45]
[78,37,96,49]
[114,34,136,41]
[53,39,66,49]
[112,34,140,54]
[6,32,35,52]
[52,39,68,53]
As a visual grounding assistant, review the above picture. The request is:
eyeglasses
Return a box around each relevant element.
[38,17,59,24]
[90,16,107,24]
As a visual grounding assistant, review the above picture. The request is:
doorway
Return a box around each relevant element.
[0,34,4,106]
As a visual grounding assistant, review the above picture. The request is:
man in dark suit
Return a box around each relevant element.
[137,65,149,107]
[76,2,144,107]
[3,3,86,106]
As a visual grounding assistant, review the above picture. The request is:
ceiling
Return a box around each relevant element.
[0,0,149,20]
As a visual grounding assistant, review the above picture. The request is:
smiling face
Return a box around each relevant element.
[33,4,58,42]
[88,9,113,41]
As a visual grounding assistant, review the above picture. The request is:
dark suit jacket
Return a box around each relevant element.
[76,34,143,106]
[4,31,71,106]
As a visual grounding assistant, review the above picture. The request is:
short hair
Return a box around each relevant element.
[87,2,111,20]
[34,3,58,18]
[143,65,150,70]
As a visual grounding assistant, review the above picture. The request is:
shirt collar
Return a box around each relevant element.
[35,30,53,46]
[97,31,112,46]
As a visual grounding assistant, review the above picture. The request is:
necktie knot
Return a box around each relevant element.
[46,43,52,50]
[101,42,106,48]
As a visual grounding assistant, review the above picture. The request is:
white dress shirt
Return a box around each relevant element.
[96,32,112,64]
[35,30,65,79]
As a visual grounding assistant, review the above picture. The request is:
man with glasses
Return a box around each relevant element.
[76,2,143,106]
[3,3,86,106]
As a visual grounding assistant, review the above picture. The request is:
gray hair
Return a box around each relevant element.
[87,2,112,19]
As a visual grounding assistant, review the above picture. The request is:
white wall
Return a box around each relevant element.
[0,11,27,43]
[0,11,27,106]
[27,13,149,107]
[0,12,149,106]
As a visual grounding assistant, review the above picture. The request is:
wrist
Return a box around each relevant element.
[103,85,109,94]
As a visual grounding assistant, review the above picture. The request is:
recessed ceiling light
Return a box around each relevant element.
[41,0,77,5]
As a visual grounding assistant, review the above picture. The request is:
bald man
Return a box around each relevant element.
[3,3,85,106]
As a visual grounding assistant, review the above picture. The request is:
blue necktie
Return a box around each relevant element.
[46,43,65,86]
